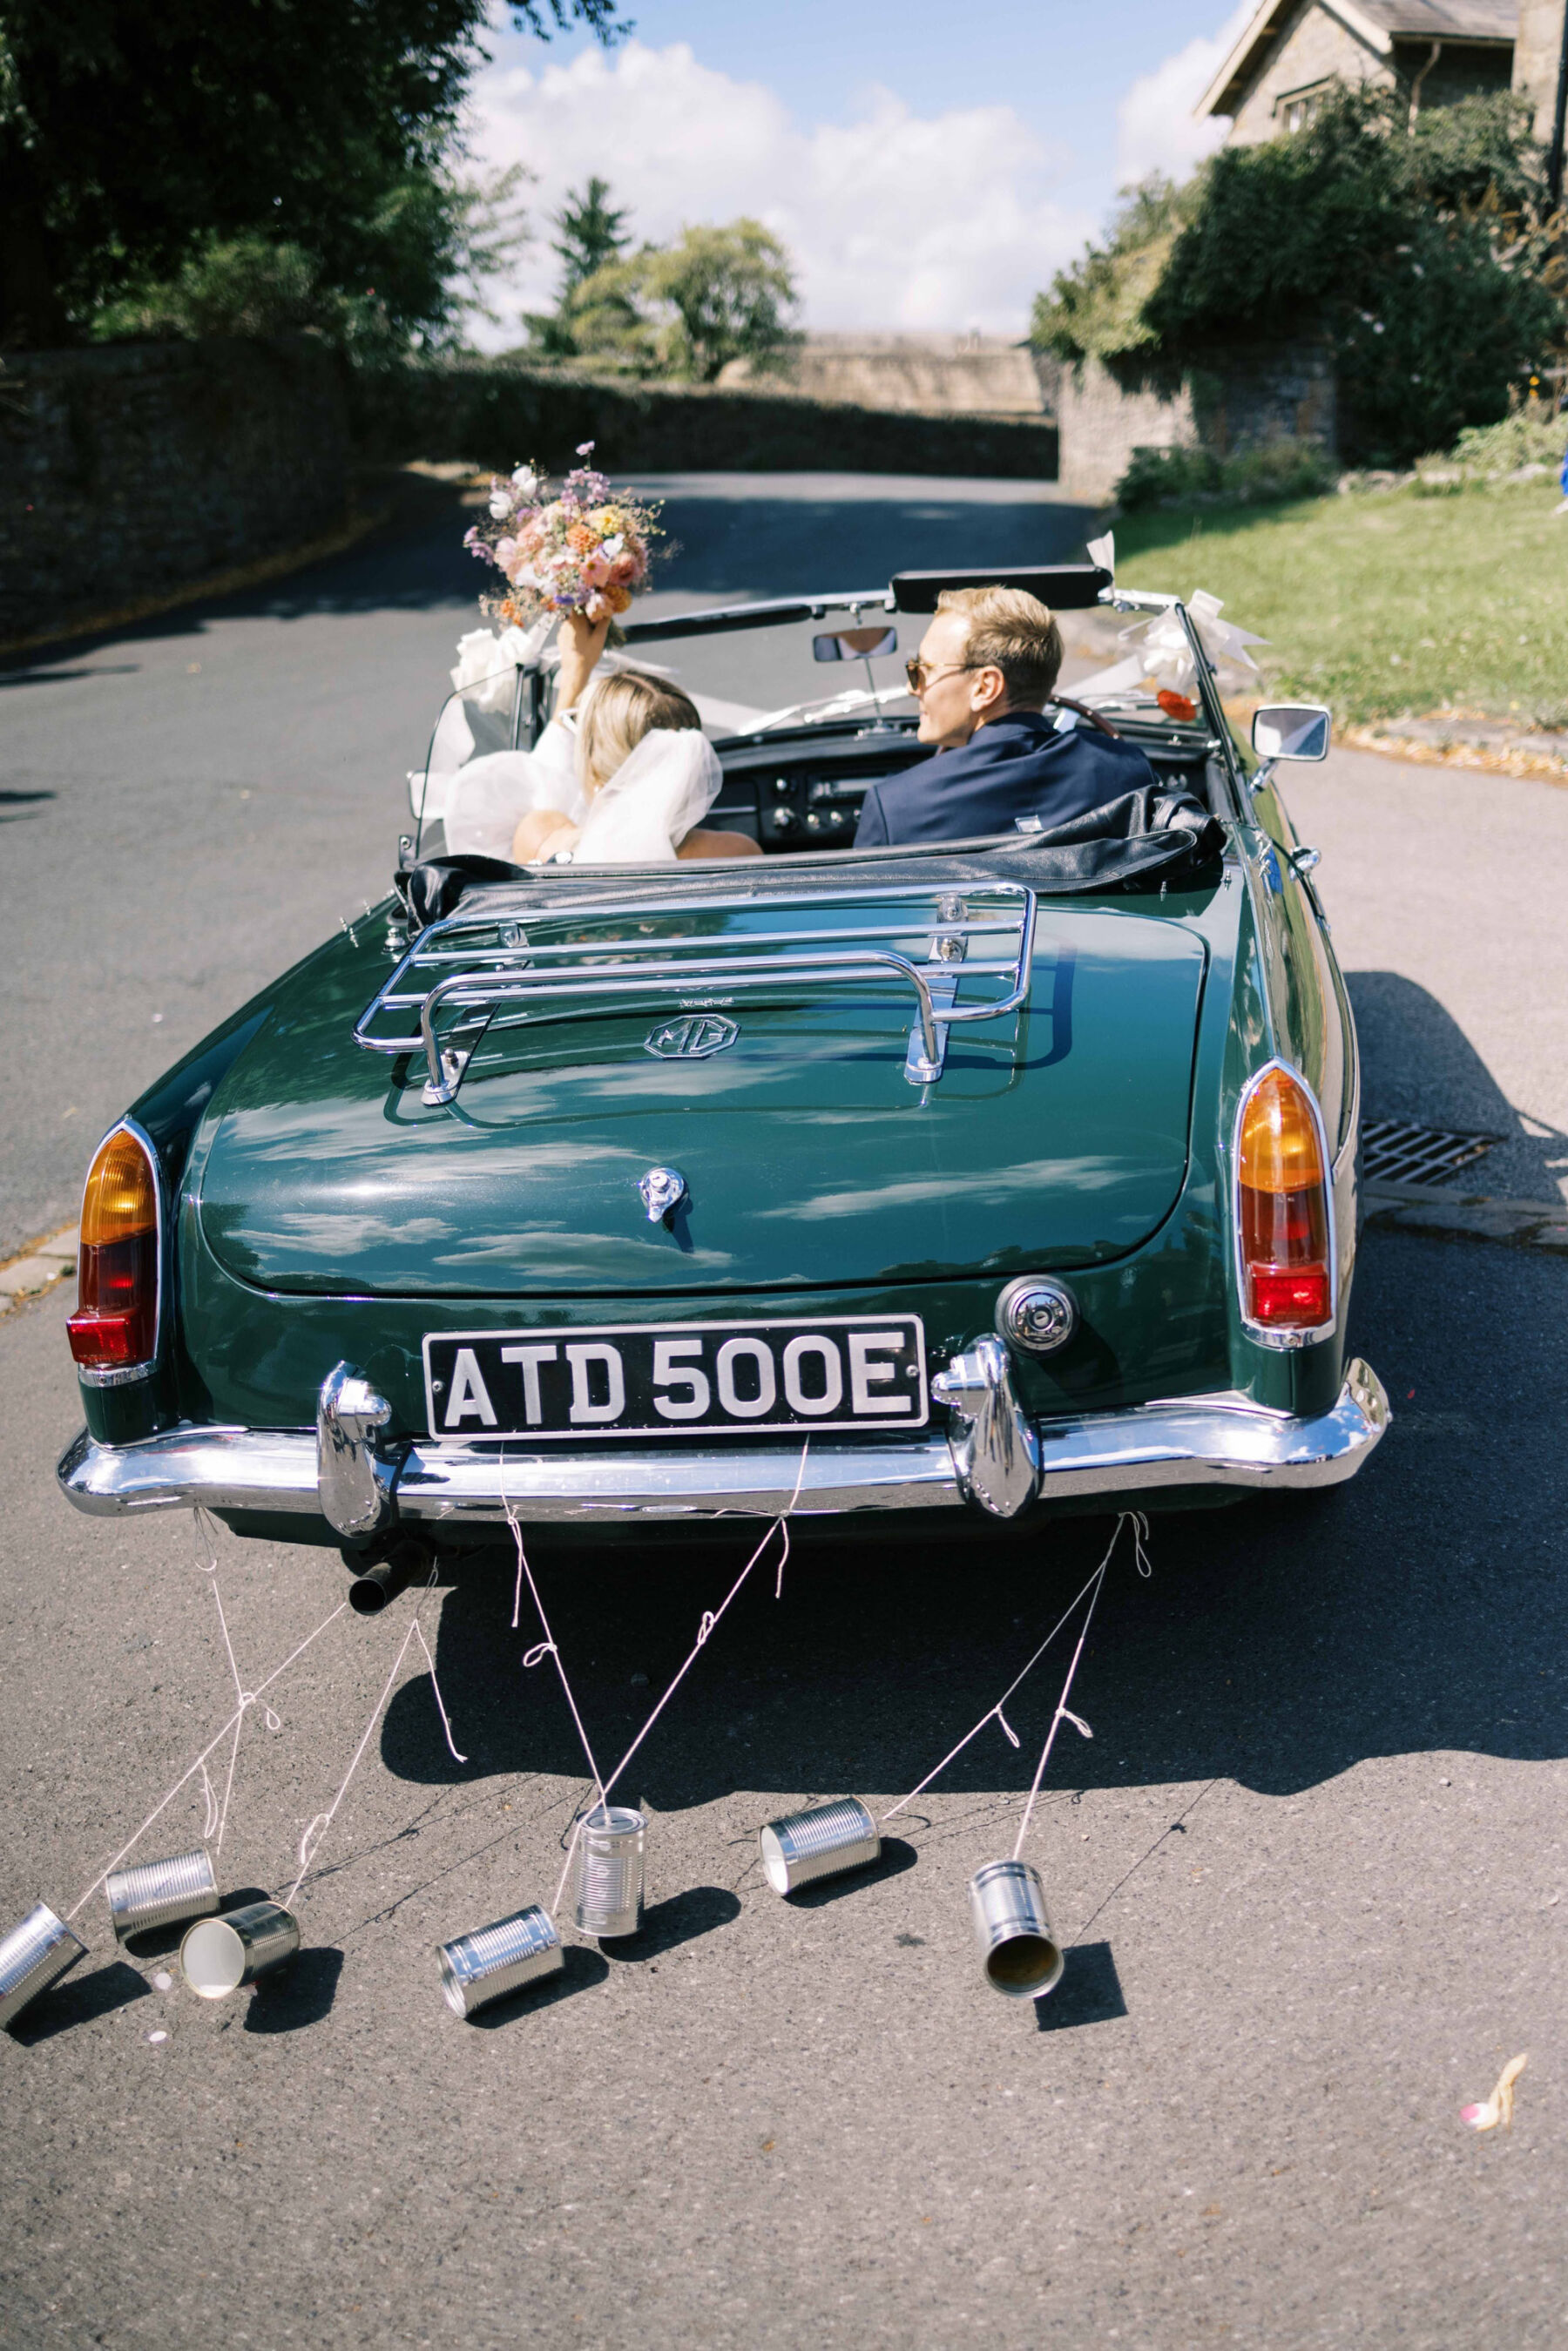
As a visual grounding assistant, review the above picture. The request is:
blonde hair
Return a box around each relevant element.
[577,668,703,796]
[935,584,1063,706]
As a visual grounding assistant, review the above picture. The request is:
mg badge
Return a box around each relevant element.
[644,1013,739,1060]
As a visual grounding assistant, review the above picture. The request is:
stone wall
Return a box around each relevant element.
[718,334,1051,420]
[1043,355,1197,503]
[348,358,1058,482]
[1042,341,1338,504]
[0,338,350,640]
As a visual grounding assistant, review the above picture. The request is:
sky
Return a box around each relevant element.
[465,0,1255,345]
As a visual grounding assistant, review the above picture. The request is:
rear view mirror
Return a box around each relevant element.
[1252,703,1331,762]
[814,626,897,663]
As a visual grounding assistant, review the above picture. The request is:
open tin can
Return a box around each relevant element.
[439,1905,563,2017]
[968,1859,1064,2000]
[106,1848,219,1944]
[575,1806,645,1938]
[0,1902,88,2032]
[180,1902,300,1999]
[759,1798,881,1896]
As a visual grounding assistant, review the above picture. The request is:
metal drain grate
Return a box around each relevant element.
[1362,1118,1499,1188]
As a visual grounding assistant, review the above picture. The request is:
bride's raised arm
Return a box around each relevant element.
[553,608,612,716]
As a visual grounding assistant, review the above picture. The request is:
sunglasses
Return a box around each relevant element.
[904,657,979,694]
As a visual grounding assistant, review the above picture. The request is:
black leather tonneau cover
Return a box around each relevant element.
[396,787,1226,931]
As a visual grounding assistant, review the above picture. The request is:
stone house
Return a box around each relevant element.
[1196,0,1538,143]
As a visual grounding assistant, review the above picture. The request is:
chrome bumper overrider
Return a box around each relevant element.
[57,1358,1389,1530]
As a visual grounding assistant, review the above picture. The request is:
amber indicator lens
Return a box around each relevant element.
[70,1130,159,1371]
[1238,1068,1330,1329]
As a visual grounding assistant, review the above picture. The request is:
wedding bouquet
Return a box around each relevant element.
[463,442,661,628]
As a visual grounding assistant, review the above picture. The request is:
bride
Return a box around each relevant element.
[442,611,761,869]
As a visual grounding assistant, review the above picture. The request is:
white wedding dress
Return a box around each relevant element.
[441,706,723,867]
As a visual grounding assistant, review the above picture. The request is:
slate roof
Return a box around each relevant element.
[1198,0,1517,120]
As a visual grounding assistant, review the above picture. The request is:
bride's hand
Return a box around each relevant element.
[555,609,612,712]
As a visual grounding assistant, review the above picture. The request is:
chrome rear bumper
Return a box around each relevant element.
[57,1359,1389,1530]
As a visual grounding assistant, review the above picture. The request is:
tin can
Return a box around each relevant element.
[0,1902,88,2032]
[179,1901,300,1999]
[968,1859,1064,2000]
[574,1805,645,1938]
[759,1798,881,1896]
[106,1848,219,1944]
[438,1904,563,2017]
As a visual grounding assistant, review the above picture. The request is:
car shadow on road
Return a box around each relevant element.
[382,1226,1568,1815]
[1348,969,1568,1199]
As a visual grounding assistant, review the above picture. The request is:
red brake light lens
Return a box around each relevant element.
[1237,1067,1331,1331]
[69,1129,159,1373]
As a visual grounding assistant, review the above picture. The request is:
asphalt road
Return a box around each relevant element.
[3,476,1567,2349]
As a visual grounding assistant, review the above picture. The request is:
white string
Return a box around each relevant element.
[1010,1567,1105,1862]
[504,1503,605,1801]
[881,1512,1146,1826]
[412,1621,469,1765]
[282,1579,437,1909]
[199,1544,284,1851]
[68,1598,347,1918]
[775,1440,809,1599]
[199,1762,220,1841]
[552,1504,799,1908]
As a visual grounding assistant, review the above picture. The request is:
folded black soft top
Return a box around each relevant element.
[396,786,1227,931]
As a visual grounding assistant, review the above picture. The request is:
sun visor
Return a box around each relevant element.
[890,565,1112,613]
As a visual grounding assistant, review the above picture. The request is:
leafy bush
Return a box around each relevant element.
[1116,436,1337,511]
[1038,89,1565,464]
[1445,407,1568,475]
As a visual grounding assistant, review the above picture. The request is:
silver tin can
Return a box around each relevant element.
[968,1859,1064,2000]
[106,1848,219,1944]
[179,1901,300,1999]
[439,1904,563,2017]
[0,1902,88,2032]
[760,1798,881,1896]
[575,1805,645,1938]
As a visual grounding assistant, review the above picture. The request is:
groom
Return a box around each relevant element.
[853,584,1158,847]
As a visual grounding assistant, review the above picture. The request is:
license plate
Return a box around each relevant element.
[423,1314,929,1441]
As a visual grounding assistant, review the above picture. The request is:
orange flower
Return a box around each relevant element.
[566,522,596,553]
[606,584,633,614]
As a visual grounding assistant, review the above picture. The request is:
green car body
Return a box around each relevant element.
[58,572,1388,1550]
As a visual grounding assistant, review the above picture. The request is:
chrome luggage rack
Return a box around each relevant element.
[355,881,1037,1102]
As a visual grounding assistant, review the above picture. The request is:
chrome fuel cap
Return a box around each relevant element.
[996,1276,1078,1355]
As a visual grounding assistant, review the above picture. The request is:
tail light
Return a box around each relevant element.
[68,1125,161,1379]
[1236,1064,1332,1337]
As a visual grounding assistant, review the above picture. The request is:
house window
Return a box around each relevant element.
[1274,81,1331,132]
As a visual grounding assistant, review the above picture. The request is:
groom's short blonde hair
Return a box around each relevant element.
[936,584,1063,706]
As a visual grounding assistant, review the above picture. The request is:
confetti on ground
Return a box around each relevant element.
[152,1972,172,1991]
[1462,2054,1527,2131]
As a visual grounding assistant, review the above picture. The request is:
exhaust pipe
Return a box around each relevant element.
[346,1533,436,1615]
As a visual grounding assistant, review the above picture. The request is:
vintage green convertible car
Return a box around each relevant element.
[57,561,1388,1558]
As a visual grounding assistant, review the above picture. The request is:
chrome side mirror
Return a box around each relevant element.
[1252,703,1331,762]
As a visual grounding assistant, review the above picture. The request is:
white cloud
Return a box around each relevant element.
[465,38,1096,342]
[1114,1,1254,190]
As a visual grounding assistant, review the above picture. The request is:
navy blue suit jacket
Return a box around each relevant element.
[853,711,1159,848]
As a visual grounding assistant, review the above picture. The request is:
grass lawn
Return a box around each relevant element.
[1112,476,1568,727]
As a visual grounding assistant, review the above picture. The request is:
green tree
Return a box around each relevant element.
[567,219,801,381]
[552,177,632,295]
[524,174,632,355]
[1034,89,1567,463]
[0,0,619,348]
